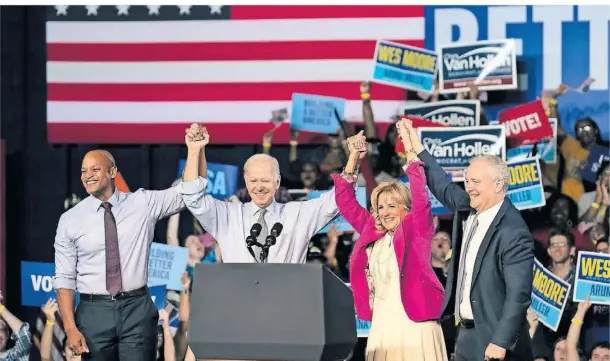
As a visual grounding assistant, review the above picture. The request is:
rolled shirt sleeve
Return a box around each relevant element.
[53,214,77,291]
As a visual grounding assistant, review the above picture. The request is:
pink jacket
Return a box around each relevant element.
[331,160,444,322]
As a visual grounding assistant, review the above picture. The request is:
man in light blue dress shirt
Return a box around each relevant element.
[53,145,205,361]
[175,124,342,264]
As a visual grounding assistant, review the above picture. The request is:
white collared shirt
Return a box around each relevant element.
[175,177,339,263]
[459,200,503,320]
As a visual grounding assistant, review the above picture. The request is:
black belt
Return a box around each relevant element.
[80,286,148,302]
[459,319,475,328]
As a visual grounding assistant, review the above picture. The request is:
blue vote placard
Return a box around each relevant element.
[372,40,438,93]
[531,259,572,331]
[177,160,239,200]
[290,93,346,134]
[574,251,610,305]
[507,157,546,210]
[21,261,81,307]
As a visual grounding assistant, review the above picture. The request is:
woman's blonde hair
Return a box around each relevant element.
[369,181,412,232]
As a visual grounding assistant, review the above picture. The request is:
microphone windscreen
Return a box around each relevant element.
[251,223,262,236]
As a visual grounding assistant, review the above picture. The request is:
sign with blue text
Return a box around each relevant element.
[148,243,189,291]
[418,125,506,170]
[402,100,480,127]
[507,157,545,210]
[290,93,346,134]
[439,39,517,93]
[372,40,438,93]
[531,259,572,331]
[573,251,610,305]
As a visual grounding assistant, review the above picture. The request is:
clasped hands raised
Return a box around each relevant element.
[185,123,209,150]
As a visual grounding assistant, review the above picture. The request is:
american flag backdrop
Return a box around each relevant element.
[46,5,425,144]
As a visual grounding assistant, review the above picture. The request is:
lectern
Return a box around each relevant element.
[188,263,357,361]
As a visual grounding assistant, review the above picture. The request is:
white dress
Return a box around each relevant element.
[365,233,448,361]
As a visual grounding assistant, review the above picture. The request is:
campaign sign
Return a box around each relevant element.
[507,158,545,210]
[401,100,480,127]
[418,126,506,170]
[573,251,610,305]
[309,188,366,234]
[439,39,517,93]
[148,243,189,291]
[177,160,238,200]
[21,261,81,307]
[398,173,452,216]
[290,93,346,134]
[149,285,167,310]
[372,40,438,93]
[345,283,371,338]
[499,100,553,145]
[581,145,610,183]
[507,119,557,164]
[531,259,572,331]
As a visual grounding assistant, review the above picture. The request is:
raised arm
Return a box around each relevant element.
[176,124,231,241]
[397,120,435,267]
[404,120,470,212]
[330,131,372,234]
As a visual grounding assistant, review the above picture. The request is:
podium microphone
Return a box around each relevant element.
[246,223,263,261]
[260,223,283,263]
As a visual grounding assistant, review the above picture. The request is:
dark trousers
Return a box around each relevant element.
[454,325,523,361]
[75,293,159,361]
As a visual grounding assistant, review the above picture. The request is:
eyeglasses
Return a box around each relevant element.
[549,242,568,248]
[576,125,593,134]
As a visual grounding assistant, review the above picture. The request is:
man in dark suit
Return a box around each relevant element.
[399,120,534,361]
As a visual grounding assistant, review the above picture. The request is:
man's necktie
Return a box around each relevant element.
[102,202,122,295]
[455,214,479,323]
[256,208,268,261]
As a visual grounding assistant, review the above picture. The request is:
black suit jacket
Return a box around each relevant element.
[420,150,534,361]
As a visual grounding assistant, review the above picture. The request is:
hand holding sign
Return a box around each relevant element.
[346,131,367,159]
[526,308,539,331]
[185,123,209,150]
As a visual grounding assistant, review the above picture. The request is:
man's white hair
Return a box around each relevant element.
[244,153,281,182]
[470,154,510,193]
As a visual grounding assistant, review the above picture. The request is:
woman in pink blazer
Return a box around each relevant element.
[333,120,446,361]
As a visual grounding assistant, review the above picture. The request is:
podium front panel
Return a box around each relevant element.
[188,263,357,361]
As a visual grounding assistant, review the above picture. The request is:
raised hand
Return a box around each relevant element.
[360,81,371,95]
[158,309,170,327]
[42,298,58,321]
[181,271,192,291]
[184,123,209,150]
[346,130,367,159]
